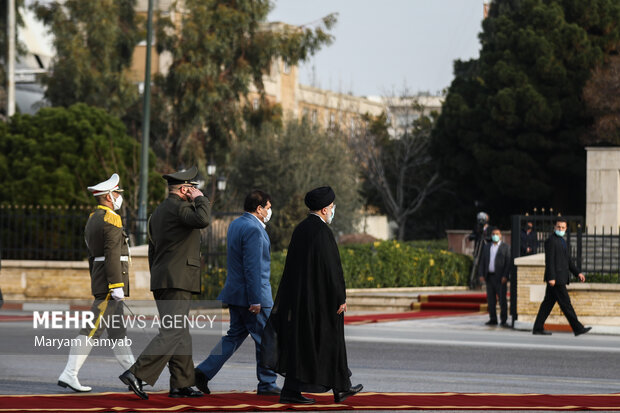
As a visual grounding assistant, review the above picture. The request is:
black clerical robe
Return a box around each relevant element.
[261,214,351,391]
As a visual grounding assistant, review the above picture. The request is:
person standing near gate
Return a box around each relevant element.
[120,166,210,399]
[532,218,591,336]
[194,190,280,396]
[58,173,135,392]
[478,227,510,327]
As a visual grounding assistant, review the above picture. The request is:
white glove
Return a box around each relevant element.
[110,287,125,301]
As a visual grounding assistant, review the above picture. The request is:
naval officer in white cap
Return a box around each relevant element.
[57,173,136,392]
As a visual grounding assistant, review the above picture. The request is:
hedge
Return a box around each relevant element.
[200,240,472,300]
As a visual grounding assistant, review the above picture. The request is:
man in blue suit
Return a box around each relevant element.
[195,190,280,396]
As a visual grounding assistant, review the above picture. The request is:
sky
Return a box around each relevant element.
[268,0,485,97]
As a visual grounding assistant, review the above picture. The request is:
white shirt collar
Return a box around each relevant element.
[249,212,266,228]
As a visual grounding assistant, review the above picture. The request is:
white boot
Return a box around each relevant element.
[57,335,93,392]
[113,345,135,370]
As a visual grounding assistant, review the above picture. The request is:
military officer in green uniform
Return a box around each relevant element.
[120,166,210,400]
[57,173,135,392]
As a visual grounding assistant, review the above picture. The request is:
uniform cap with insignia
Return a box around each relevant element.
[87,173,124,196]
[162,166,200,185]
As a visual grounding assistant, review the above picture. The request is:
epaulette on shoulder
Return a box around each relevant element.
[104,210,123,228]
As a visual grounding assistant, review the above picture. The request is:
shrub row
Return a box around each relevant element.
[200,240,472,300]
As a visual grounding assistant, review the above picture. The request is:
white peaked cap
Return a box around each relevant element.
[87,173,123,196]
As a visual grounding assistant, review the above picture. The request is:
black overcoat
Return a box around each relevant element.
[262,214,351,391]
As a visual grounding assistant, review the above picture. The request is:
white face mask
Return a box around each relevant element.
[326,204,335,224]
[112,193,123,211]
[262,207,272,223]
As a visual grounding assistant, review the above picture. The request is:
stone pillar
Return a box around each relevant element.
[586,147,620,233]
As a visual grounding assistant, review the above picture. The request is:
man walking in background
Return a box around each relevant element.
[532,218,591,336]
[195,190,280,396]
[478,227,510,327]
[120,166,210,399]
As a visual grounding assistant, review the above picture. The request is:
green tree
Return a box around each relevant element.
[227,120,361,250]
[154,0,336,168]
[431,0,620,225]
[0,103,163,207]
[33,0,143,118]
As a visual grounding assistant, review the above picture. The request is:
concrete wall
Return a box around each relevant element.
[586,147,620,233]
[514,253,620,332]
[0,245,153,302]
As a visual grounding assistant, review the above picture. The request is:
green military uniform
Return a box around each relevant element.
[58,173,133,393]
[80,205,130,339]
[129,166,210,390]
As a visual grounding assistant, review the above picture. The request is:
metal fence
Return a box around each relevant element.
[0,204,241,262]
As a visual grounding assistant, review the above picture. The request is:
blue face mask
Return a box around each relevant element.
[555,230,566,237]
[491,234,500,243]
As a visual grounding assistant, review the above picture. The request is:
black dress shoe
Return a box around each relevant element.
[499,322,510,328]
[194,368,211,394]
[334,383,363,403]
[127,379,144,393]
[532,329,552,335]
[485,320,498,326]
[119,370,148,400]
[169,387,204,398]
[257,386,281,396]
[575,326,592,336]
[279,389,315,404]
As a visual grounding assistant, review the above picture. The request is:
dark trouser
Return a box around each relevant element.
[196,305,277,391]
[485,273,507,323]
[533,283,584,333]
[79,294,127,339]
[130,288,194,388]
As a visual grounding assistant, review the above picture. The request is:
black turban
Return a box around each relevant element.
[304,186,335,210]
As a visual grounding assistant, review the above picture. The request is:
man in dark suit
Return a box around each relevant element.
[478,227,511,327]
[520,221,538,256]
[120,166,210,399]
[532,218,591,336]
[194,190,280,396]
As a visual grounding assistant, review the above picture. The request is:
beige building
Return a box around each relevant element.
[128,4,441,134]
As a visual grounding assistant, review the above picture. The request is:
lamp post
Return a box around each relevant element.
[204,158,227,201]
[137,0,154,245]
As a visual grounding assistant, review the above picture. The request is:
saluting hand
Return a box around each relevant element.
[187,187,204,201]
[337,303,347,315]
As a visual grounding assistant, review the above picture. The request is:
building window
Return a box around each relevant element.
[302,107,309,118]
[329,113,336,127]
[311,110,318,124]
[253,98,259,110]
[283,61,291,74]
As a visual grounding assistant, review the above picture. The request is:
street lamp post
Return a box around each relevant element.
[204,158,226,201]
[137,0,154,245]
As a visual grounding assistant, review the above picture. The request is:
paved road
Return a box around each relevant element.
[1,313,619,396]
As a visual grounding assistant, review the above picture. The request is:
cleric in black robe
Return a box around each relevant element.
[261,186,363,405]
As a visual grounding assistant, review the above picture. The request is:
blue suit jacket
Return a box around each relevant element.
[218,212,273,307]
